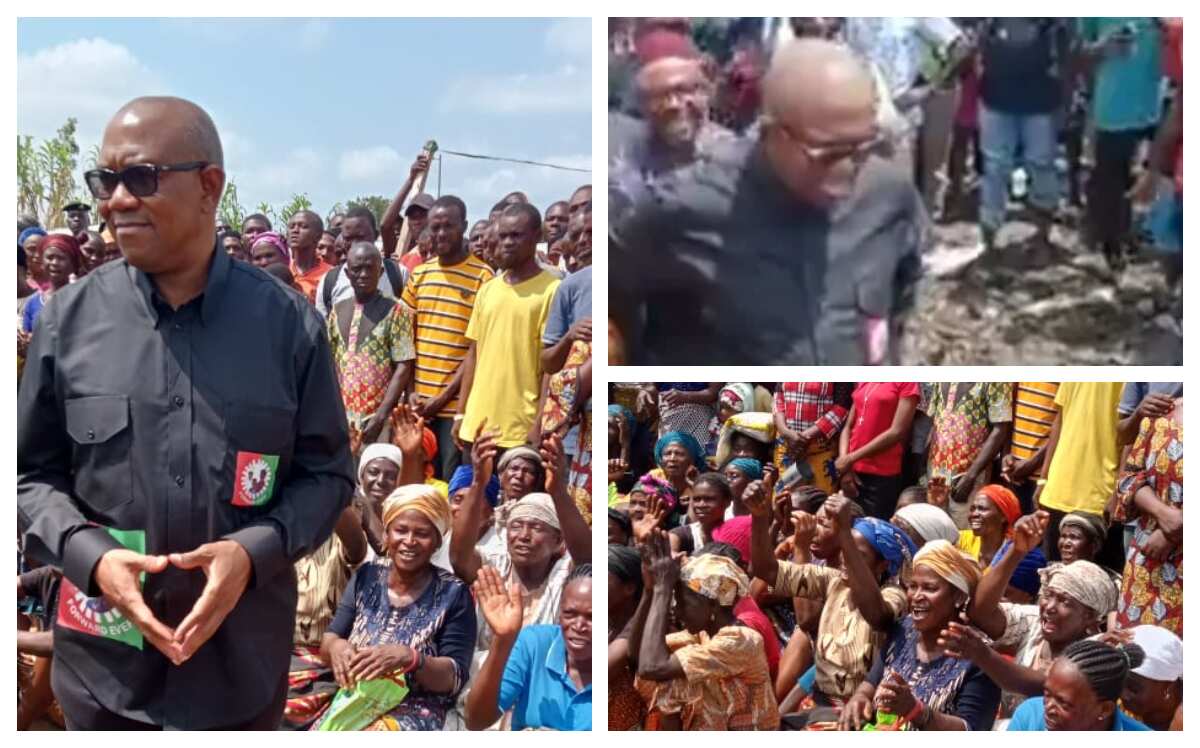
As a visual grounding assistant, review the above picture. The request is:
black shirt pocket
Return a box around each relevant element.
[222,400,295,510]
[64,395,133,512]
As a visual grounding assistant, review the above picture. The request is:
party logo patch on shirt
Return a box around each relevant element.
[232,451,280,507]
[57,528,146,649]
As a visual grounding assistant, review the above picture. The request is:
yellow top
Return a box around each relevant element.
[460,271,560,448]
[1011,382,1060,461]
[1040,382,1125,515]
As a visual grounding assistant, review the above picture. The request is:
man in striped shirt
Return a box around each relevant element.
[1001,382,1060,513]
[401,195,494,479]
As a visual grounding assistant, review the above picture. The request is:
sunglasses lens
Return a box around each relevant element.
[85,171,117,199]
[122,166,158,197]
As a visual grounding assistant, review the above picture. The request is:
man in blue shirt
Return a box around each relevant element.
[466,565,592,730]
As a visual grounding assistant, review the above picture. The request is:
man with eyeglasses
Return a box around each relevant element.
[17,96,355,729]
[611,38,926,366]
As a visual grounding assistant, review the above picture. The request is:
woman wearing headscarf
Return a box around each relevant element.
[625,472,682,538]
[722,457,762,517]
[748,488,910,716]
[249,230,291,268]
[609,544,649,730]
[892,503,960,548]
[22,233,82,334]
[353,412,437,556]
[839,539,999,731]
[772,382,854,494]
[957,485,1047,574]
[313,485,476,731]
[655,382,722,453]
[19,227,48,292]
[450,429,590,686]
[632,531,780,730]
[466,565,593,730]
[1007,640,1150,731]
[435,464,501,573]
[837,382,921,520]
[1116,625,1183,731]
[714,411,775,468]
[708,383,769,456]
[1057,512,1109,565]
[495,445,545,505]
[944,511,1120,727]
[648,430,705,518]
[1112,397,1183,636]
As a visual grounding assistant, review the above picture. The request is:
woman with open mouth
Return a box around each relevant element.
[1007,639,1151,731]
[940,510,1121,728]
[837,538,999,731]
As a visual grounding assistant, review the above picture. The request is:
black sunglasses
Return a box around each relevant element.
[84,161,208,199]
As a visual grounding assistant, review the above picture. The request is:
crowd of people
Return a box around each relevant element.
[17,95,592,730]
[607,382,1182,731]
[608,18,1184,365]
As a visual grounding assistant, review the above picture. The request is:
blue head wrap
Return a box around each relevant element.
[19,227,46,248]
[998,542,1047,597]
[448,465,500,508]
[853,517,918,578]
[726,457,763,481]
[608,404,635,434]
[653,430,705,470]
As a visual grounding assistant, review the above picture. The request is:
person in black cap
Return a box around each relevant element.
[63,202,91,237]
[380,153,432,260]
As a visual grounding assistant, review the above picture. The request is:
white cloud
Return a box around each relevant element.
[338,146,403,182]
[437,65,591,115]
[17,37,167,141]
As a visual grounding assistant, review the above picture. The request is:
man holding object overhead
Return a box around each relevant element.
[17,96,355,729]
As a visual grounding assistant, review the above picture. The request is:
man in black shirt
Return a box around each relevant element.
[611,39,925,365]
[17,96,355,729]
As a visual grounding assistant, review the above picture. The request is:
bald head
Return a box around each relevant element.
[107,96,224,168]
[762,39,876,131]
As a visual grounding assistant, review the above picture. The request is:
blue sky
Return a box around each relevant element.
[17,18,592,225]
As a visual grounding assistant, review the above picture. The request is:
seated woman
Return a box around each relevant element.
[722,457,762,518]
[957,485,1044,572]
[465,565,593,730]
[434,464,501,572]
[749,484,903,716]
[892,503,960,548]
[608,545,647,730]
[608,507,633,546]
[648,431,706,522]
[946,512,1121,726]
[314,485,476,730]
[1008,640,1150,731]
[1057,512,1109,566]
[496,446,545,506]
[632,532,779,730]
[839,540,1000,731]
[626,473,680,530]
[668,473,732,556]
[1118,625,1183,731]
[451,428,591,667]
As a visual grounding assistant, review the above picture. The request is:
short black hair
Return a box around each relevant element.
[490,199,509,214]
[322,227,341,239]
[242,213,271,230]
[343,206,378,238]
[293,209,324,232]
[84,229,104,244]
[546,200,570,213]
[564,563,592,590]
[500,202,542,235]
[696,541,743,567]
[693,472,732,502]
[431,194,468,223]
[219,228,241,242]
[608,544,643,600]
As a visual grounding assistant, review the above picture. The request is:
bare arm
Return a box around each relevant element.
[832,509,894,629]
[380,157,428,258]
[621,577,654,671]
[542,434,591,564]
[333,504,367,566]
[1034,411,1063,508]
[839,403,855,457]
[449,428,498,585]
[16,630,54,657]
[464,630,516,730]
[637,584,685,681]
[371,361,412,439]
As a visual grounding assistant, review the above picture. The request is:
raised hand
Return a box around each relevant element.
[763,462,780,497]
[791,510,818,546]
[473,565,524,639]
[1011,510,1051,555]
[470,421,501,485]
[644,529,679,590]
[608,459,629,483]
[168,539,253,662]
[94,549,179,664]
[632,495,667,544]
[539,432,569,494]
[392,402,426,458]
[823,493,856,535]
[742,479,770,518]
[410,153,431,179]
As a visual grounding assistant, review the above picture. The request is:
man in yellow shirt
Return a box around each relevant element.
[456,203,561,456]
[1034,381,1125,568]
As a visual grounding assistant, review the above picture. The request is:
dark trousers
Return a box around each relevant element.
[58,663,288,730]
[1087,128,1154,248]
[855,472,904,520]
[430,416,462,481]
[1012,479,1037,516]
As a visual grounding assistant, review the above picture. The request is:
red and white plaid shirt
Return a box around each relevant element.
[773,382,854,442]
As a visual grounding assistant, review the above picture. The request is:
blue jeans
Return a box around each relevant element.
[979,106,1060,231]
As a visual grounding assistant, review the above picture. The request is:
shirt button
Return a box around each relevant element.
[174,475,185,487]
[86,429,95,440]
[173,396,185,408]
[173,323,183,331]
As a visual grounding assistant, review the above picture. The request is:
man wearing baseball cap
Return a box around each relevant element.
[63,202,91,236]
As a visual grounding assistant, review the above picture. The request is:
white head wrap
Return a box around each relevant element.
[1129,625,1184,682]
[894,503,960,546]
[506,492,561,532]
[1040,560,1120,618]
[358,443,404,485]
